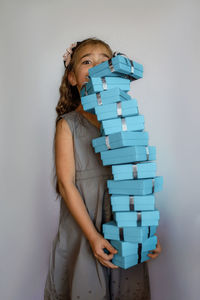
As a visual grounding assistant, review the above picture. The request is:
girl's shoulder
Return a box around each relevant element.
[59,110,79,120]
[57,110,80,134]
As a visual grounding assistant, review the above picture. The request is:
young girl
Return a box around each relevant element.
[44,37,161,300]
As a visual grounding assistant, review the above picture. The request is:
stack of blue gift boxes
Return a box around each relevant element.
[80,54,163,269]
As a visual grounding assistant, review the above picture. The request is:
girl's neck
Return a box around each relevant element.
[75,103,101,130]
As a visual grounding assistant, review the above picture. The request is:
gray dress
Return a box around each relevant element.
[44,111,151,300]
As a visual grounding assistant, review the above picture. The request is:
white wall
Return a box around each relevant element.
[1,0,200,299]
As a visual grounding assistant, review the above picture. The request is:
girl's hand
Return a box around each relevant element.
[88,232,119,269]
[148,237,162,259]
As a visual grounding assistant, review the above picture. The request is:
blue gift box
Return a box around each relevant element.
[110,235,157,256]
[81,88,131,112]
[107,176,163,195]
[102,220,157,243]
[113,210,160,227]
[111,194,155,212]
[112,162,156,180]
[100,146,156,166]
[80,77,130,96]
[88,55,143,81]
[95,99,138,121]
[101,115,145,135]
[112,251,150,269]
[111,237,157,268]
[92,131,149,153]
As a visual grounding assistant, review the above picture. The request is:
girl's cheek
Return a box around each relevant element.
[79,66,89,75]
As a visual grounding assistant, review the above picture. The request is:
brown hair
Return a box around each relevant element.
[53,37,113,199]
[55,37,113,124]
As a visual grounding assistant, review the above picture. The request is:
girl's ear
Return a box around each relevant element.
[68,71,77,86]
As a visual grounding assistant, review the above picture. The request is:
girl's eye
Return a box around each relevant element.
[82,60,92,65]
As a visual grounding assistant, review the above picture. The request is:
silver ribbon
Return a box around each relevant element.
[119,227,124,241]
[121,118,127,131]
[137,212,142,226]
[148,226,151,238]
[145,147,150,160]
[138,243,142,264]
[96,92,102,105]
[108,58,115,72]
[152,178,155,193]
[112,52,135,78]
[129,196,134,211]
[117,102,122,116]
[130,59,134,74]
[132,165,138,179]
[101,77,107,90]
[105,136,111,150]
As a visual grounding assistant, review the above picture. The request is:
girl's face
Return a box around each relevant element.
[68,43,112,92]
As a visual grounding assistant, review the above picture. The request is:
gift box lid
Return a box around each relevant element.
[103,227,157,243]
[89,55,143,81]
[112,251,150,269]
[111,202,155,212]
[112,162,157,180]
[101,146,156,164]
[102,220,157,234]
[88,66,143,81]
[81,87,131,112]
[107,176,163,195]
[111,194,155,204]
[102,115,144,129]
[94,99,139,121]
[113,210,160,221]
[92,132,149,153]
[80,77,130,96]
[89,55,143,74]
[102,151,156,166]
[113,215,160,228]
[101,115,145,135]
[111,194,155,211]
[92,138,148,153]
[92,131,149,147]
[110,235,157,256]
[101,145,153,159]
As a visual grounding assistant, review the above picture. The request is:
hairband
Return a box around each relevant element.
[62,44,123,69]
[62,42,77,68]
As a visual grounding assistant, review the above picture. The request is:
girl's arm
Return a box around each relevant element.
[55,118,118,269]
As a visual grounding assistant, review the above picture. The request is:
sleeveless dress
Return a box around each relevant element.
[44,110,151,300]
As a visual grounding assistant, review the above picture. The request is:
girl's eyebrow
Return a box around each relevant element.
[80,53,110,60]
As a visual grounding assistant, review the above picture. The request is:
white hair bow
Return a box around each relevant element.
[62,42,77,68]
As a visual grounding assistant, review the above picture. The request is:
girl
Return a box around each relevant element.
[44,37,161,300]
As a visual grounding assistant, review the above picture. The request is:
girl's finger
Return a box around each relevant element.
[97,259,107,268]
[149,248,161,255]
[98,249,114,261]
[104,240,118,254]
[148,246,161,259]
[148,253,159,259]
[98,257,119,269]
[156,238,162,250]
